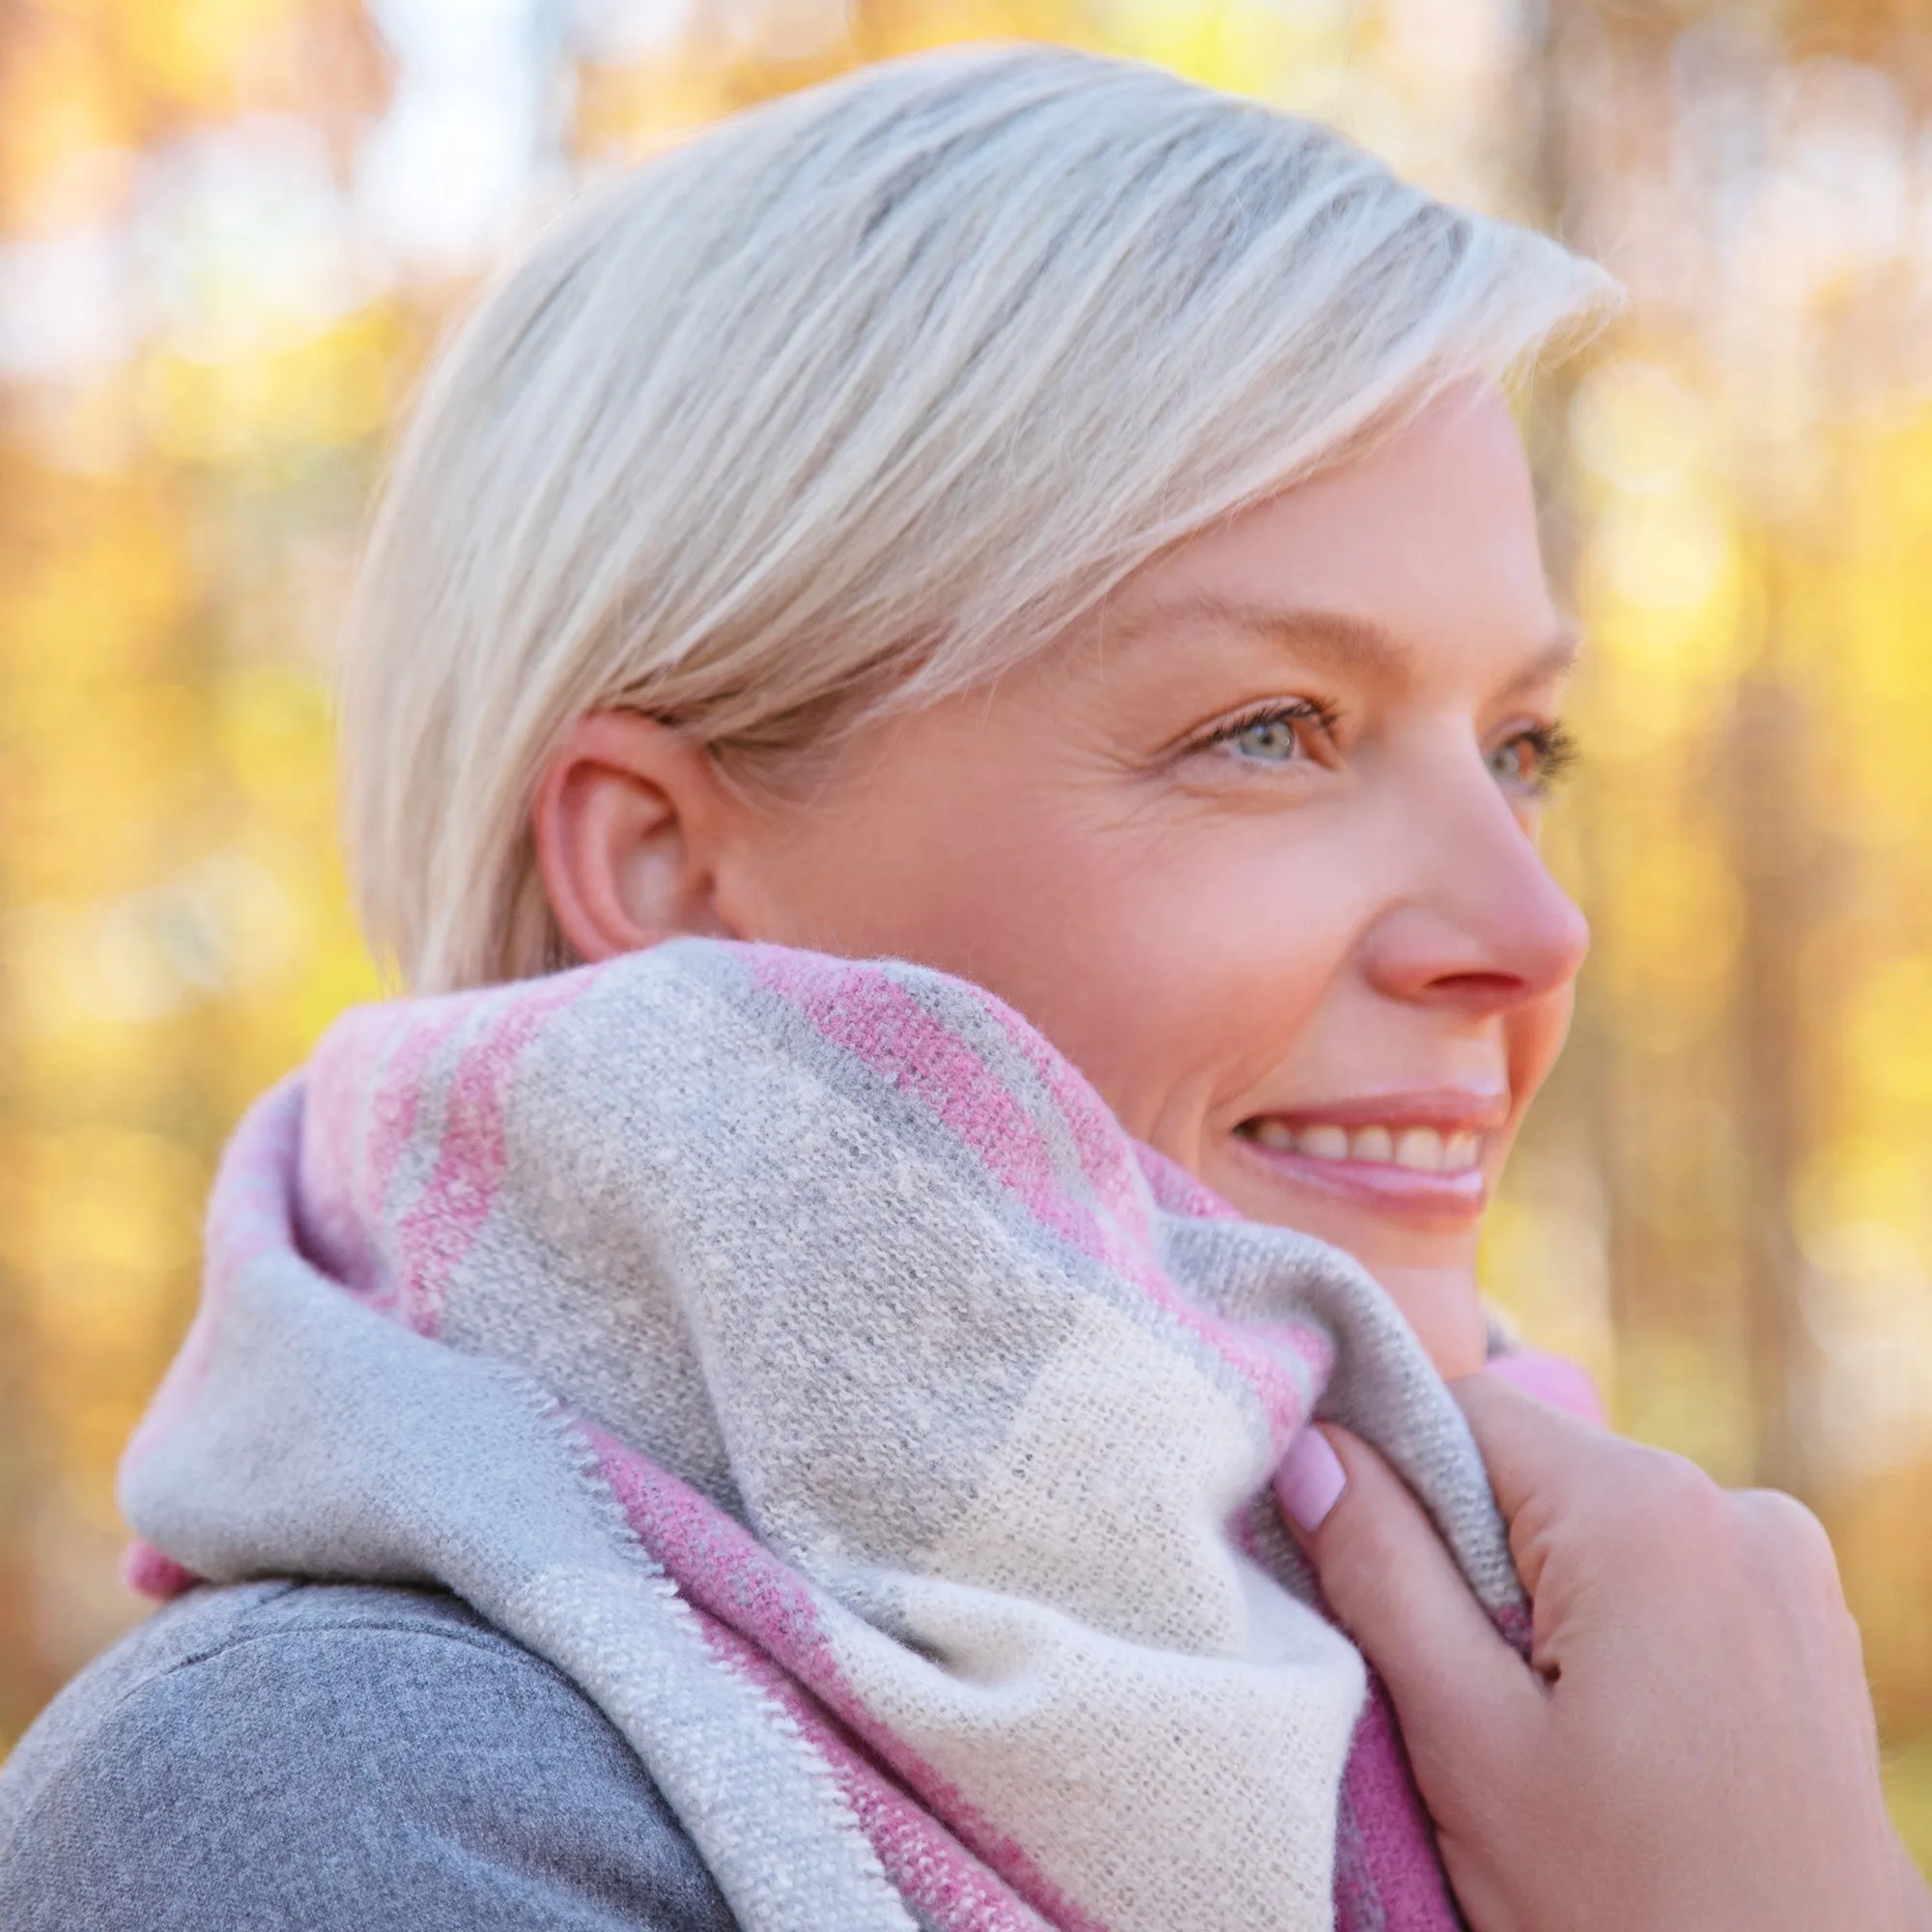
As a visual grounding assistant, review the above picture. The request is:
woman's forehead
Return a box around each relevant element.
[1069,413,1573,704]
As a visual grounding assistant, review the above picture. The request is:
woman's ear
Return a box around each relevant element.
[532,712,743,962]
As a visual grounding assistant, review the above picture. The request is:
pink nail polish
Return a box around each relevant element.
[1275,1427,1347,1533]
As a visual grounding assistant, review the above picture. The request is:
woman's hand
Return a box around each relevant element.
[1277,1374,1932,1932]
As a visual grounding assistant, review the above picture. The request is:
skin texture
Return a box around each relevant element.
[535,389,1587,1376]
[531,385,1928,1924]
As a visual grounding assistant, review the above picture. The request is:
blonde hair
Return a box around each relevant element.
[344,43,1616,991]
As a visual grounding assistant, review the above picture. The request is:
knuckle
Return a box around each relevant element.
[1644,1444,1724,1511]
[1616,1443,1727,1543]
[1577,1444,1753,1584]
[1735,1488,1844,1590]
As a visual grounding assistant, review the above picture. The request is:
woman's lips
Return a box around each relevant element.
[1235,1100,1503,1221]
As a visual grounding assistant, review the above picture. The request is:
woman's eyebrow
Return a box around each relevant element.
[1494,625,1583,697]
[1105,593,1415,683]
[1102,591,1580,693]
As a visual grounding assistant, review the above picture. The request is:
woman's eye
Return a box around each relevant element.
[1231,716,1303,762]
[1488,722,1577,793]
[1488,737,1531,783]
[1203,701,1335,766]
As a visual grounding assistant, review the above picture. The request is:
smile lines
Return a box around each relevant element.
[1246,1119,1482,1174]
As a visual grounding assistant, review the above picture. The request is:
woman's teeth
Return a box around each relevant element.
[1249,1120,1482,1174]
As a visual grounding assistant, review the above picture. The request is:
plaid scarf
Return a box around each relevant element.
[123,940,1528,1932]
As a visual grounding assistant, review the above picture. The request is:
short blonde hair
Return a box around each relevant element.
[344,43,1616,991]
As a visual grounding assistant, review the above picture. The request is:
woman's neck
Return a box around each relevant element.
[1374,1264,1490,1378]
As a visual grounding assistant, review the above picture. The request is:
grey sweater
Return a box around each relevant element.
[0,1580,738,1930]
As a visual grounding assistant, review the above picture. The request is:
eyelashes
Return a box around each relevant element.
[1191,700,1579,794]
[1197,698,1343,765]
[1494,721,1579,793]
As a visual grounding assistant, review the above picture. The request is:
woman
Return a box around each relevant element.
[0,44,1919,1931]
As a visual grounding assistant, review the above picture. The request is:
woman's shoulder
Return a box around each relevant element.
[0,1578,738,1932]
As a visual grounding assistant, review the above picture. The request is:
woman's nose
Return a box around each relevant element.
[1361,787,1589,1017]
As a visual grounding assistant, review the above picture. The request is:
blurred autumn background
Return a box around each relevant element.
[3,0,1931,1869]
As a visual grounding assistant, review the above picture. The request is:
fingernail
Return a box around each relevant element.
[1275,1427,1348,1534]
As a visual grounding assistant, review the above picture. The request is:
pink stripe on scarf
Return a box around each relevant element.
[696,1615,1061,1932]
[308,999,478,1307]
[980,1002,1162,1242]
[1133,1142,1240,1221]
[121,1541,200,1599]
[389,975,590,1336]
[590,1432,1106,1932]
[1335,1676,1460,1930]
[294,1006,423,1306]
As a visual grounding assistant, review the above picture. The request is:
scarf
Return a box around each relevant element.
[120,939,1529,1932]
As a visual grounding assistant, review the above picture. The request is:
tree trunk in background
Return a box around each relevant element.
[1521,0,1677,1451]
[1516,5,1827,1493]
[0,1276,48,1742]
[1729,542,1824,1496]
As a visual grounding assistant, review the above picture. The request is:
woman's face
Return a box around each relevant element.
[545,390,1587,1374]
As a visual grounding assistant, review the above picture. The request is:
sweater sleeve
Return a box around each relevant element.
[0,1588,739,1932]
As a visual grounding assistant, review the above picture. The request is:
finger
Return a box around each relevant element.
[1279,1425,1537,1752]
[1452,1374,1696,1605]
[1479,1349,1605,1426]
[1450,1370,1614,1532]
